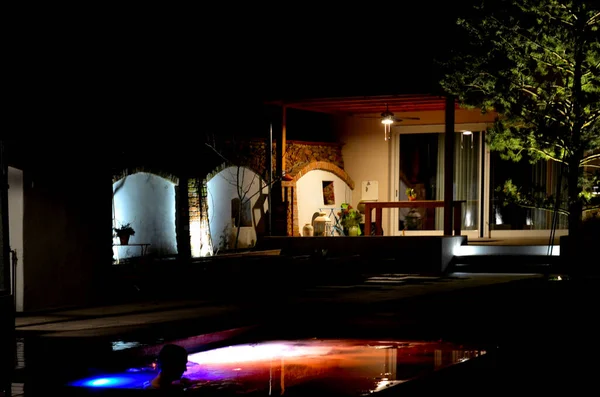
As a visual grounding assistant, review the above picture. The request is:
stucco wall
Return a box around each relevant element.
[113,172,178,259]
[335,108,497,235]
[296,170,353,235]
[207,166,266,251]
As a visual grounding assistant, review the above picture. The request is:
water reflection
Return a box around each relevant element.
[67,339,486,395]
[111,340,144,351]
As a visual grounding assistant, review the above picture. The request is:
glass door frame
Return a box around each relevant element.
[390,123,491,239]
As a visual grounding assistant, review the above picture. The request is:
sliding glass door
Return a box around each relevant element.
[391,125,486,238]
[490,152,568,236]
[392,124,568,239]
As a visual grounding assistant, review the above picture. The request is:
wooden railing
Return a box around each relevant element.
[363,200,466,236]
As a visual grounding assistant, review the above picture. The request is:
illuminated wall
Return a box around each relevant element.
[296,170,353,236]
[188,178,212,257]
[207,166,266,251]
[112,172,177,259]
[335,108,497,235]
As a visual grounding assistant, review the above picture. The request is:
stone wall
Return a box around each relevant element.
[188,178,201,236]
[285,141,344,175]
[215,139,344,178]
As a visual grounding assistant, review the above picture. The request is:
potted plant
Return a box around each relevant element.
[338,203,362,236]
[114,222,135,245]
[406,188,417,201]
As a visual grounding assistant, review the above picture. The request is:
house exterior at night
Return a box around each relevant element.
[1,93,573,313]
[263,94,569,241]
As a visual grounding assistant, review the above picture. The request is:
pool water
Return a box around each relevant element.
[66,338,486,395]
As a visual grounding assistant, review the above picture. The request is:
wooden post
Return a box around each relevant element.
[453,202,462,236]
[267,123,273,236]
[444,96,455,236]
[275,106,287,185]
[273,106,288,235]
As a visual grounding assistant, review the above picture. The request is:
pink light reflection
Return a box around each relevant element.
[188,342,333,365]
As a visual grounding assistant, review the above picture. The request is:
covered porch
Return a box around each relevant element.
[267,93,467,238]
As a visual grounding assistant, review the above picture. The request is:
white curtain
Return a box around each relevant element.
[435,132,480,230]
[435,134,445,230]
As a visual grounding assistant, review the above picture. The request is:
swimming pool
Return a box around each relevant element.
[64,337,488,395]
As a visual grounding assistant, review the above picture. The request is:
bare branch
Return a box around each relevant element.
[205,142,231,165]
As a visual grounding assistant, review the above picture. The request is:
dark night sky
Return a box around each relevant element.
[8,2,473,168]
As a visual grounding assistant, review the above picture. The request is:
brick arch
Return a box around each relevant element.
[205,162,264,183]
[112,168,179,185]
[284,161,355,236]
[289,161,355,189]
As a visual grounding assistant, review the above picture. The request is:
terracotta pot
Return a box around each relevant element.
[119,235,130,245]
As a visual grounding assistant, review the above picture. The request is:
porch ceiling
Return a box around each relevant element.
[266,94,458,115]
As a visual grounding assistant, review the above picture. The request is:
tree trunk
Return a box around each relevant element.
[568,6,585,238]
[234,200,242,251]
[567,158,583,238]
[175,175,191,260]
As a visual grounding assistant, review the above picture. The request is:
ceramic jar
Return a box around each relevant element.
[405,208,422,229]
[302,223,314,236]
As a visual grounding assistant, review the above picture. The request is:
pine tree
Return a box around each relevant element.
[439,0,599,236]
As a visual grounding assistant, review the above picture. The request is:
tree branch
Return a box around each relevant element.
[516,203,570,217]
[520,87,540,98]
[581,153,600,165]
[205,142,233,165]
[586,12,600,26]
[528,147,568,164]
[532,57,575,76]
[495,19,576,69]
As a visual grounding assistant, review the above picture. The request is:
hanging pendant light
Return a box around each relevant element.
[460,130,473,149]
[381,104,394,141]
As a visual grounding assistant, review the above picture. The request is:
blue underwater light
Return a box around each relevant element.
[68,372,155,389]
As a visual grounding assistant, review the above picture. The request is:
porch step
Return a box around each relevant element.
[449,254,561,274]
[455,244,560,256]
